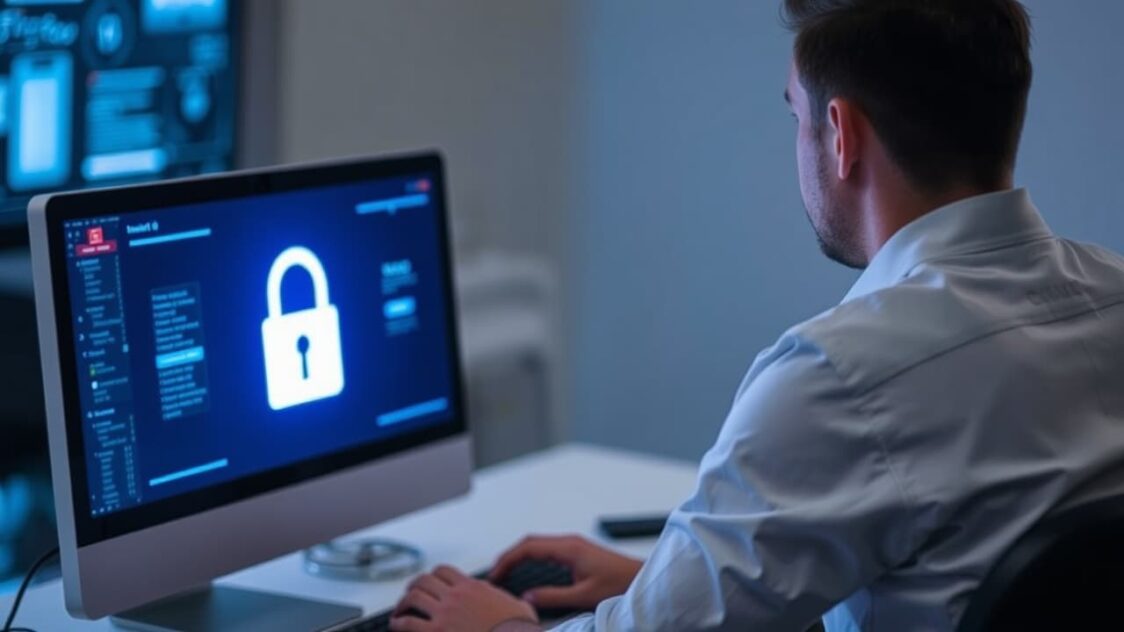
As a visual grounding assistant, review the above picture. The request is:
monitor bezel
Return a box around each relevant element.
[39,152,467,548]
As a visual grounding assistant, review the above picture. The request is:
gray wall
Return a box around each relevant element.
[278,0,581,448]
[278,0,577,261]
[566,0,1124,461]
[567,2,855,460]
[1015,0,1124,246]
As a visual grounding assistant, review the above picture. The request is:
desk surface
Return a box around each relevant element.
[2,443,698,629]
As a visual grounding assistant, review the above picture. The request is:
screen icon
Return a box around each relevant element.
[261,247,344,410]
[8,51,74,192]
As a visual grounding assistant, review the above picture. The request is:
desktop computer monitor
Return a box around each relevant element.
[28,153,472,627]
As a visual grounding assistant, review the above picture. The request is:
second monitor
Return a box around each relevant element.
[1,0,246,228]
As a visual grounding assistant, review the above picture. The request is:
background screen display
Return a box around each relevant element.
[60,173,458,518]
[0,0,239,225]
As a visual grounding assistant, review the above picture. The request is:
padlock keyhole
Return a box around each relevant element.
[297,335,311,379]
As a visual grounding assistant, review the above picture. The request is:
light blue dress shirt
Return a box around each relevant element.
[553,189,1124,631]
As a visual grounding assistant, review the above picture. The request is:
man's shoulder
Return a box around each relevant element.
[787,237,1124,394]
[782,283,967,394]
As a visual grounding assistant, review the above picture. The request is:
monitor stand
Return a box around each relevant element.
[109,585,362,632]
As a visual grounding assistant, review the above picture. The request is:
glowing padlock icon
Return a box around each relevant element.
[261,246,344,410]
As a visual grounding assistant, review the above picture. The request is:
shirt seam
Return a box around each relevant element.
[814,349,925,564]
[898,233,1055,279]
[853,290,1124,396]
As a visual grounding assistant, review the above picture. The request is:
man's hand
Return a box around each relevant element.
[490,535,644,611]
[390,565,538,632]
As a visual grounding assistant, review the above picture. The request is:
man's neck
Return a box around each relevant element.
[862,179,1014,263]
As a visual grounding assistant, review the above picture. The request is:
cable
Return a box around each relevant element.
[2,546,58,632]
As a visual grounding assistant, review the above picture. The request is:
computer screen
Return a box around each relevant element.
[48,158,464,543]
[0,0,240,226]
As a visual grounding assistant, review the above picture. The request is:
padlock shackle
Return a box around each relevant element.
[267,246,332,318]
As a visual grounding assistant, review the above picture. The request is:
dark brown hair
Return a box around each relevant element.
[783,0,1033,192]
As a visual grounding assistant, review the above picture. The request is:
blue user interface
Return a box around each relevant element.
[61,174,457,517]
[1,0,238,224]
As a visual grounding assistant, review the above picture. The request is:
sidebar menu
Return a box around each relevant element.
[66,220,142,515]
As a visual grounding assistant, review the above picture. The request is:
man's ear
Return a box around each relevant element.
[827,98,861,181]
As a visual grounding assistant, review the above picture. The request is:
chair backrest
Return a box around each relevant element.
[956,494,1124,632]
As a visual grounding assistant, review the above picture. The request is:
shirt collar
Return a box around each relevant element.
[843,188,1052,303]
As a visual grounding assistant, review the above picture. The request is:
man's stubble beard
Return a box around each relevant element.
[805,146,867,270]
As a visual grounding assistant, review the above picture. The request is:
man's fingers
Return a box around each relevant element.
[389,614,436,632]
[432,564,468,585]
[394,588,440,618]
[522,584,589,609]
[491,536,578,580]
[407,574,448,600]
[489,546,530,581]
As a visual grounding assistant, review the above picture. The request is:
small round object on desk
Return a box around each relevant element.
[303,538,424,581]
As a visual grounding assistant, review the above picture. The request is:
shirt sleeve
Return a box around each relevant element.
[551,332,918,631]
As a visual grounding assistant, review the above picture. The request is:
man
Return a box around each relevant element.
[390,0,1124,630]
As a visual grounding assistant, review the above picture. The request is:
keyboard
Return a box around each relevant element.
[331,559,578,631]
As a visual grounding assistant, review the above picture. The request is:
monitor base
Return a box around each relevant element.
[304,538,424,581]
[109,584,361,632]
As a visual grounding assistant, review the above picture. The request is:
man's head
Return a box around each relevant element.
[782,0,1033,268]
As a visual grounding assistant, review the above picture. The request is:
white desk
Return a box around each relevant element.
[2,444,698,630]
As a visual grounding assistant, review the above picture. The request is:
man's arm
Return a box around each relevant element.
[393,333,920,631]
[548,333,920,630]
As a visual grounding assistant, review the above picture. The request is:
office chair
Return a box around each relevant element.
[956,494,1124,632]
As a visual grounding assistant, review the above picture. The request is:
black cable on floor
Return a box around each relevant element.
[2,546,59,632]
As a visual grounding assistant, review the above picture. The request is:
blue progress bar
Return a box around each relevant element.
[130,228,212,248]
[149,458,229,487]
[356,194,429,216]
[377,397,449,427]
[155,346,205,370]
